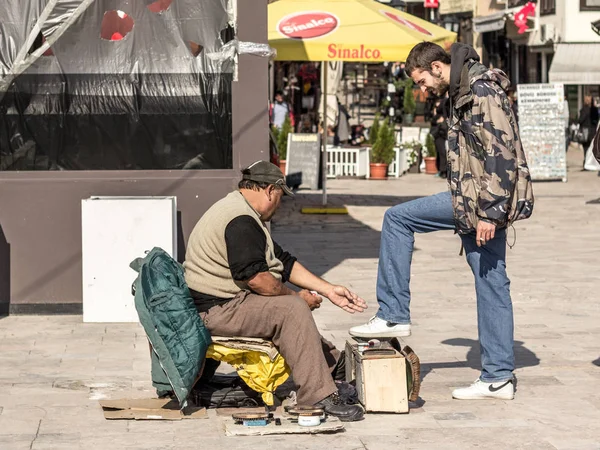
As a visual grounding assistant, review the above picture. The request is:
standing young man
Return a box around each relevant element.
[350,43,534,400]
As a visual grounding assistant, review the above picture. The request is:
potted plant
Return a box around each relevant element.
[369,115,380,146]
[275,115,292,173]
[424,133,437,174]
[402,78,416,124]
[370,119,396,180]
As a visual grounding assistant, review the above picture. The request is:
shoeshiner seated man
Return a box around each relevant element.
[183,160,367,422]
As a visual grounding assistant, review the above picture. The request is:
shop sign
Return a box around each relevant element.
[439,0,473,15]
[277,11,339,40]
[424,0,439,8]
[517,83,567,181]
[327,44,381,60]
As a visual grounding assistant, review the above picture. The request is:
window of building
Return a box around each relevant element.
[540,0,556,15]
[0,5,234,172]
[581,0,600,11]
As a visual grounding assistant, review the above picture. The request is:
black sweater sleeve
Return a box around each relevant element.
[225,216,269,281]
[224,216,297,283]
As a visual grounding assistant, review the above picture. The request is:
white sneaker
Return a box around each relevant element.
[452,378,515,400]
[348,316,411,338]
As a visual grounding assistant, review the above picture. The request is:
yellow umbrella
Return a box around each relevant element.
[269,0,456,204]
[269,0,456,62]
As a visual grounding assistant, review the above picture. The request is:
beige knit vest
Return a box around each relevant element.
[183,191,284,298]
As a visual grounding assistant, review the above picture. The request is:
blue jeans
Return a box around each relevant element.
[376,191,514,382]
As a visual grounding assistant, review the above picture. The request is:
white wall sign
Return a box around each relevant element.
[82,196,177,323]
[401,127,421,144]
[517,83,567,182]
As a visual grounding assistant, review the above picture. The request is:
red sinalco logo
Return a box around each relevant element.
[277,11,339,40]
[381,10,432,36]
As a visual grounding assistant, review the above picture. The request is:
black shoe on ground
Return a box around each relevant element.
[316,391,364,422]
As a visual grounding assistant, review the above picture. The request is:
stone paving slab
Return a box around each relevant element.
[0,149,599,449]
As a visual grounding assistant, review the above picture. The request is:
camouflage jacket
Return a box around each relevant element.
[447,61,534,235]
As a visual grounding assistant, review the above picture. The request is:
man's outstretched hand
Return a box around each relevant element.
[323,285,367,314]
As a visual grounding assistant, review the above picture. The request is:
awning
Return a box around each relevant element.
[549,43,600,84]
[473,7,519,34]
[592,18,600,36]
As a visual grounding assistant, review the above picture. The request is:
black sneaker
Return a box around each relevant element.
[316,391,364,422]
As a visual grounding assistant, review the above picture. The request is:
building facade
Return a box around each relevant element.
[0,0,270,314]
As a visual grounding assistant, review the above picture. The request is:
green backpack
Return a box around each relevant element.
[130,247,211,408]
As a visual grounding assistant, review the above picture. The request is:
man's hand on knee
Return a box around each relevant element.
[298,289,322,310]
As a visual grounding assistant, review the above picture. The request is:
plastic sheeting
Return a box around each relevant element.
[0,0,239,170]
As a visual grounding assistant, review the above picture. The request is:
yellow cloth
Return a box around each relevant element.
[269,0,456,62]
[206,343,291,406]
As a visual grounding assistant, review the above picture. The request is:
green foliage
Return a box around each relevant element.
[271,125,280,145]
[403,78,416,116]
[425,133,436,158]
[276,115,292,160]
[369,115,380,145]
[371,119,396,165]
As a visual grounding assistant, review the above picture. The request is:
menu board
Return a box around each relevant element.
[285,133,321,190]
[517,83,567,181]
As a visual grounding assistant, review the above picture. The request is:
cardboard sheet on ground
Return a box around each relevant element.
[221,415,344,436]
[99,398,207,420]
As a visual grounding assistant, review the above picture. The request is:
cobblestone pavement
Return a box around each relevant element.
[1,149,599,449]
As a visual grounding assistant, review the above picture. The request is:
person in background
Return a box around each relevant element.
[350,124,366,146]
[430,96,449,178]
[270,90,294,129]
[563,96,571,152]
[298,115,313,134]
[593,120,600,166]
[578,95,598,169]
[337,101,351,145]
[391,62,408,80]
[319,123,337,146]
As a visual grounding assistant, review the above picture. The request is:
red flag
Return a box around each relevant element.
[424,0,439,7]
[514,2,536,34]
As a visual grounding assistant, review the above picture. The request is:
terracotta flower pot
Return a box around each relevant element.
[424,156,437,175]
[279,160,287,175]
[370,163,389,180]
